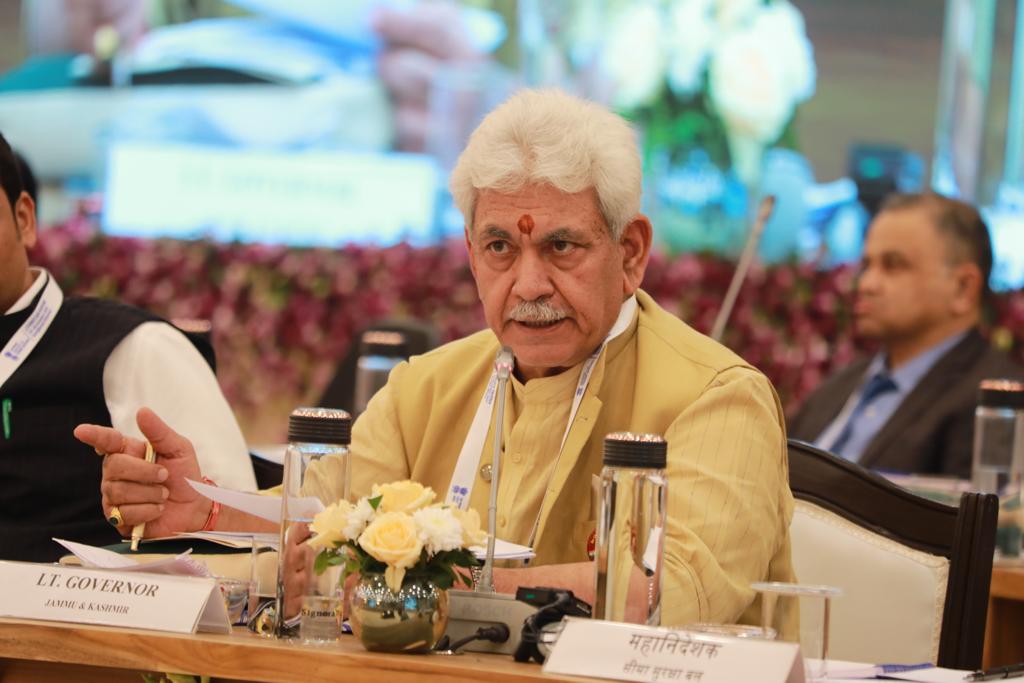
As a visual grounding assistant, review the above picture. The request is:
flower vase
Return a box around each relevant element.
[349,573,449,653]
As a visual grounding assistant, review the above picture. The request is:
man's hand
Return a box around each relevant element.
[371,2,483,152]
[282,522,315,620]
[74,407,211,538]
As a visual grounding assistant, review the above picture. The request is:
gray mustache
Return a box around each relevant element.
[508,300,568,324]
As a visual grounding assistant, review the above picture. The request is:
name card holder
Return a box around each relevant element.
[543,618,805,683]
[0,561,231,634]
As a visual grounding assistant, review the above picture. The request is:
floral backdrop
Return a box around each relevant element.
[32,213,1024,443]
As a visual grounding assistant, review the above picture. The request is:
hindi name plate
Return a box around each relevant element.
[543,619,805,683]
[0,561,231,634]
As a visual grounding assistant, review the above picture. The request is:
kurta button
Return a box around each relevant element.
[480,464,493,482]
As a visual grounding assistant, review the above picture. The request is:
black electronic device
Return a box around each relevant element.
[512,587,592,664]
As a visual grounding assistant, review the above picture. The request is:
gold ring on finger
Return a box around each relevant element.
[108,506,124,527]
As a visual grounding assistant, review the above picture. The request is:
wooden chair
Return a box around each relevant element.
[787,439,997,669]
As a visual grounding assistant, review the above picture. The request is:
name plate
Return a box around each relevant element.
[543,619,804,683]
[0,561,231,634]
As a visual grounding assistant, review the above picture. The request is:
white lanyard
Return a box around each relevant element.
[0,273,63,391]
[445,295,637,509]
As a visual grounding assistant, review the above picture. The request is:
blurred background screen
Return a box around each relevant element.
[0,0,1021,285]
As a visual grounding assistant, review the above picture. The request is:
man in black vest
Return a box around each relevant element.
[789,193,1024,477]
[0,132,256,562]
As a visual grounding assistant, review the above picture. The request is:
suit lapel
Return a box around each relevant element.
[860,330,986,469]
[801,359,870,441]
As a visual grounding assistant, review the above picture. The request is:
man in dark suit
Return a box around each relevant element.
[789,193,1023,478]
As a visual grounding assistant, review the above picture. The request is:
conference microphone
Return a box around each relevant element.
[444,346,537,654]
[478,346,513,593]
[709,194,776,342]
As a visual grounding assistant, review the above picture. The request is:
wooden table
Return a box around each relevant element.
[0,618,589,683]
[984,565,1024,668]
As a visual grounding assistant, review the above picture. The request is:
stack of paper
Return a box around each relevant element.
[54,538,210,577]
[473,539,535,562]
[176,530,279,550]
[187,480,536,560]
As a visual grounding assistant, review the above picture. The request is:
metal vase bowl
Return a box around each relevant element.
[349,573,449,653]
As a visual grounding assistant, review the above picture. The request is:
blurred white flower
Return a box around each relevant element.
[413,506,465,556]
[708,9,795,146]
[758,0,816,103]
[666,0,715,97]
[715,0,762,29]
[602,0,666,110]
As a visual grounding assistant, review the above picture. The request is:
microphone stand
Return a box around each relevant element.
[710,195,776,342]
[443,346,536,654]
[479,347,513,593]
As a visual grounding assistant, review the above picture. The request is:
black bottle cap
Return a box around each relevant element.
[603,432,667,469]
[287,407,352,445]
[978,379,1024,410]
[360,330,407,358]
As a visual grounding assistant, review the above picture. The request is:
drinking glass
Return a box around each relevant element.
[752,581,843,681]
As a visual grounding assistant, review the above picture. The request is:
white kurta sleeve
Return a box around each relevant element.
[102,321,257,491]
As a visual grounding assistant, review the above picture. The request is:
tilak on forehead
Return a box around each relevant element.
[517,214,535,236]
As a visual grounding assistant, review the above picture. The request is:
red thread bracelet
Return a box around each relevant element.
[200,477,221,531]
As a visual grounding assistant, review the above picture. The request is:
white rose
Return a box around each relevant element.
[372,480,436,514]
[307,500,356,551]
[708,11,794,145]
[358,511,424,592]
[601,0,666,110]
[666,0,715,98]
[412,506,465,556]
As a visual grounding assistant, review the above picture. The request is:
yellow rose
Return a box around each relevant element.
[307,500,356,551]
[358,511,424,592]
[452,507,488,547]
[372,480,436,514]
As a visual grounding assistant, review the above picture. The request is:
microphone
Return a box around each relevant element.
[709,195,776,342]
[444,346,537,654]
[479,346,513,593]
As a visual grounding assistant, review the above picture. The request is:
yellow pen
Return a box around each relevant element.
[130,440,155,551]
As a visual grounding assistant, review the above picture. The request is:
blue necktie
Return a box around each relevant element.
[830,372,899,457]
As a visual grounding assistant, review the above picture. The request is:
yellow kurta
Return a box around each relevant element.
[305,289,796,635]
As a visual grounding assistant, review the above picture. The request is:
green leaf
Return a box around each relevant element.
[368,495,382,511]
[313,550,330,575]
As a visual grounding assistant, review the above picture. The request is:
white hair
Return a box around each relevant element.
[449,88,643,239]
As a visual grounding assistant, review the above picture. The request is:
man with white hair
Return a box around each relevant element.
[79,89,796,632]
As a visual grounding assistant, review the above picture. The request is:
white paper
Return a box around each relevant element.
[884,668,972,683]
[471,538,535,561]
[54,538,210,577]
[186,478,324,523]
[808,659,968,683]
[176,530,279,550]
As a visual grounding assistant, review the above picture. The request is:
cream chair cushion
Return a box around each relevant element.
[790,499,949,664]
